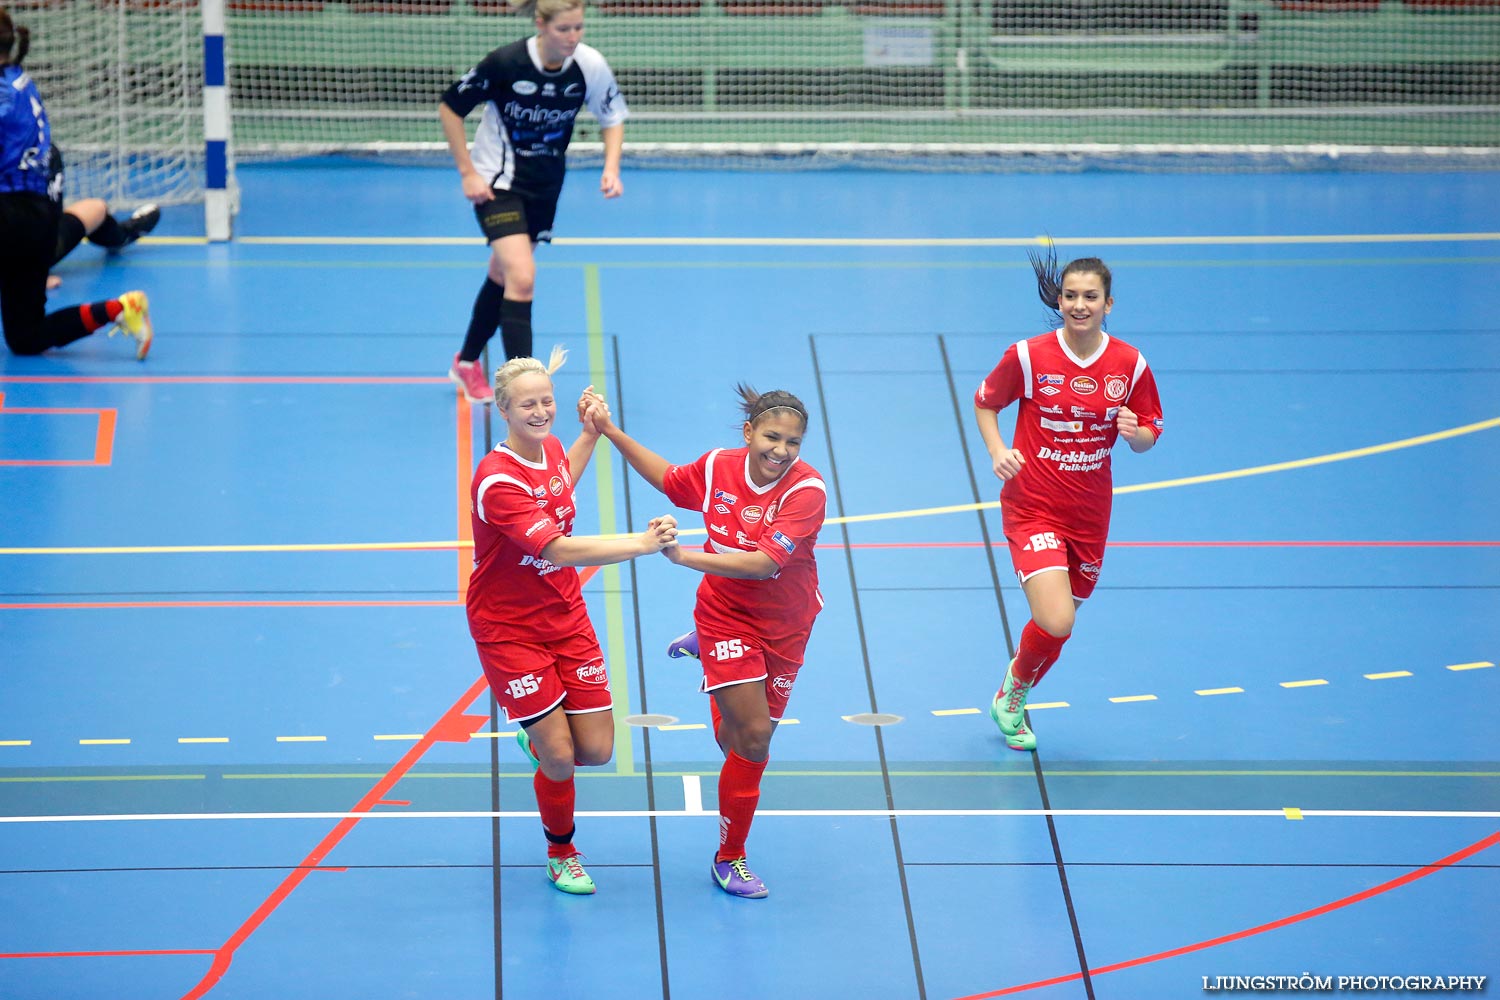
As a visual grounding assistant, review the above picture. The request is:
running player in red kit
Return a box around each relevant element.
[586,385,826,899]
[973,247,1163,752]
[468,347,677,894]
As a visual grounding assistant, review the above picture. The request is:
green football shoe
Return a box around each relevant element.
[990,658,1033,737]
[547,853,596,895]
[515,726,540,769]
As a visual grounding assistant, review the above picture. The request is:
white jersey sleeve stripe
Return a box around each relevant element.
[701,448,723,513]
[1128,352,1149,401]
[474,473,532,524]
[779,478,827,505]
[1016,339,1034,400]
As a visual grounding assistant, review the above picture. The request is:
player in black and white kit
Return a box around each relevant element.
[439,0,627,404]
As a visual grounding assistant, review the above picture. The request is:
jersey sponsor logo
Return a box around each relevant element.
[1152,417,1164,431]
[1036,373,1064,385]
[714,503,731,515]
[542,82,556,97]
[1040,417,1083,433]
[713,489,738,505]
[1038,385,1061,397]
[533,485,548,498]
[771,673,795,695]
[1105,406,1120,420]
[1079,561,1101,582]
[1037,444,1109,472]
[741,505,763,524]
[456,68,484,92]
[711,523,729,536]
[1104,375,1129,402]
[771,530,796,555]
[524,517,551,538]
[554,505,573,520]
[575,660,608,685]
[519,553,564,576]
[549,476,565,496]
[1088,422,1113,432]
[564,82,582,97]
[736,530,753,548]
[534,498,549,507]
[512,80,538,95]
[504,99,580,127]
[1038,404,1064,415]
[1024,531,1061,552]
[1070,376,1098,395]
[536,229,553,242]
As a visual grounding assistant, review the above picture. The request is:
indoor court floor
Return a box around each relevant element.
[1,160,1497,998]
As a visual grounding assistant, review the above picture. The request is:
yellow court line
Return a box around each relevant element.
[1446,661,1495,672]
[1110,695,1158,703]
[275,736,327,743]
[1,740,33,746]
[224,232,1500,249]
[1283,807,1305,821]
[932,708,982,717]
[373,734,424,741]
[79,739,130,745]
[1280,679,1329,688]
[659,723,707,732]
[6,415,1495,557]
[1027,701,1070,710]
[1366,671,1414,680]
[1196,687,1245,697]
[177,737,230,744]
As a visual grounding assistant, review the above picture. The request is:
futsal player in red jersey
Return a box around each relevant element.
[468,347,678,894]
[973,247,1163,751]
[585,385,826,899]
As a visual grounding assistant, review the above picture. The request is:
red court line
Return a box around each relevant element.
[0,600,462,610]
[0,393,118,467]
[175,567,600,999]
[1,949,217,959]
[953,829,1500,999]
[814,540,1499,549]
[0,375,448,385]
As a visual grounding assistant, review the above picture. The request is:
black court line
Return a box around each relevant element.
[479,345,506,1000]
[808,335,928,1000]
[938,333,1097,1000]
[611,334,674,1000]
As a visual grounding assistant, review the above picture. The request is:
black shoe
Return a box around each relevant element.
[117,203,161,247]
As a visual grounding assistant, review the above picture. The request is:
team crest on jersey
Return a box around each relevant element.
[1104,375,1129,402]
[1037,374,1064,385]
[765,502,779,525]
[741,506,763,524]
[713,489,738,505]
[1071,376,1098,394]
[512,80,538,95]
[549,476,564,496]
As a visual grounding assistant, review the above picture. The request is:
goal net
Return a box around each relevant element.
[225,0,1500,170]
[18,0,231,209]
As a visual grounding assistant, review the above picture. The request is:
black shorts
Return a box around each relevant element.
[473,189,558,245]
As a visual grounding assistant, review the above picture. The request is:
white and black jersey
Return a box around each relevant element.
[442,36,627,201]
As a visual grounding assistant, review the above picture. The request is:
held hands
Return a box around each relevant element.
[461,171,494,206]
[991,448,1025,482]
[600,170,623,199]
[641,515,679,554]
[578,386,616,436]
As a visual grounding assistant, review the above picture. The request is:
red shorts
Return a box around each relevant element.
[1002,516,1105,601]
[697,623,810,723]
[474,630,611,725]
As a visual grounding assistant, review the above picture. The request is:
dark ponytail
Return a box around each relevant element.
[735,383,809,432]
[0,9,30,67]
[1027,238,1112,329]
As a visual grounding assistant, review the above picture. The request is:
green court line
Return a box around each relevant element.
[224,233,1500,248]
[0,775,207,783]
[582,263,633,777]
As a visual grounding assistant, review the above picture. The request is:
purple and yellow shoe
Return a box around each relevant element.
[711,855,768,899]
[667,630,700,659]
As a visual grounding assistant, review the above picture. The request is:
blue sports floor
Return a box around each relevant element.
[1,161,1497,999]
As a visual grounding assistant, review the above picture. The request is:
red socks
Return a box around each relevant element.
[1011,620,1069,686]
[715,750,768,862]
[533,769,577,858]
[78,299,123,334]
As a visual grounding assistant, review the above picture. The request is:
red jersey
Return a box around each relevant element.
[466,435,592,644]
[975,330,1164,540]
[662,447,826,641]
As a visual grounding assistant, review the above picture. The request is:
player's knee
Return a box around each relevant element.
[572,734,613,768]
[504,267,535,299]
[1034,609,1075,639]
[730,721,773,760]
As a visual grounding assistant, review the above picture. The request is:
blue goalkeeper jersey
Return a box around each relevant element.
[0,64,52,197]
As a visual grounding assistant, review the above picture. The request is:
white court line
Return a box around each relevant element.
[0,808,1495,825]
[682,775,705,815]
